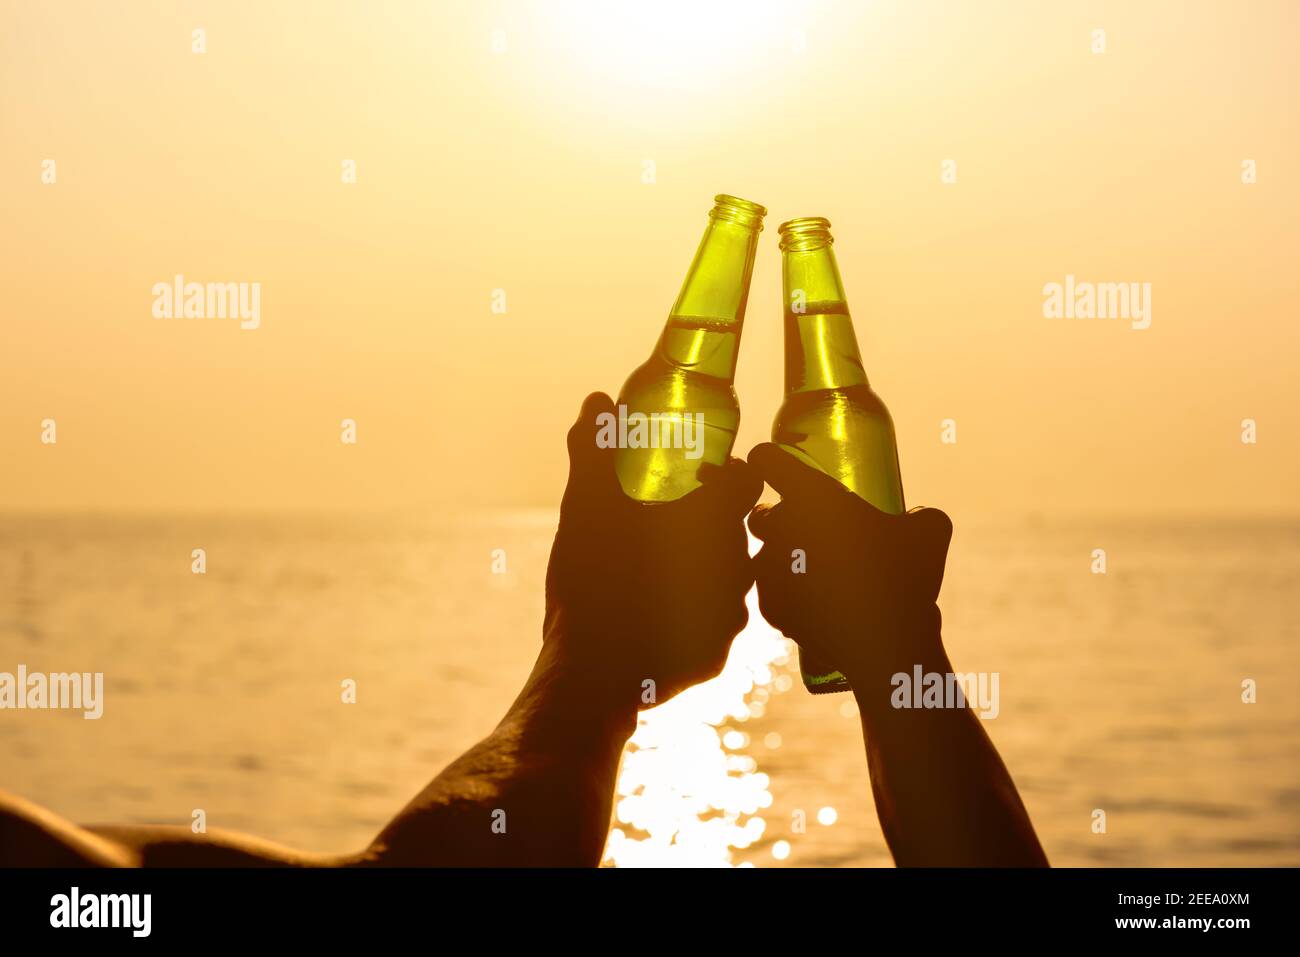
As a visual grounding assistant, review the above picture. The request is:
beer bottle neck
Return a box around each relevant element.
[779,218,869,393]
[671,196,765,320]
[658,195,765,381]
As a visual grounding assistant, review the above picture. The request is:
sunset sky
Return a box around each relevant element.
[2,0,1296,515]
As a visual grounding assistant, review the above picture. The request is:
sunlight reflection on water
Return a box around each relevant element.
[603,583,793,867]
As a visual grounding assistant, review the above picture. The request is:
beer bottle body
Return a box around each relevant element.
[772,220,905,693]
[616,195,766,502]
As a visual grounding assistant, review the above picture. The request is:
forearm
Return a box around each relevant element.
[850,633,1048,867]
[365,633,635,867]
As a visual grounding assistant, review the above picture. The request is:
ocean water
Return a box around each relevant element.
[1,510,1297,867]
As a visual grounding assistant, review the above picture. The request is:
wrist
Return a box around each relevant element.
[524,615,639,747]
[845,607,948,723]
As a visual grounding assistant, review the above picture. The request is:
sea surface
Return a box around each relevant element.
[1,510,1297,867]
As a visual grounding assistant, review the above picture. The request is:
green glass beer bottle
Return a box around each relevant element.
[772,217,906,694]
[615,195,766,501]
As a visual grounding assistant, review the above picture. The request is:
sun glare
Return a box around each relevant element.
[532,0,803,92]
[603,578,792,867]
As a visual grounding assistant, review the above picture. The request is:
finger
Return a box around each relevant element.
[746,502,777,540]
[747,443,859,506]
[746,501,795,543]
[564,392,619,494]
[906,506,953,553]
[723,559,757,613]
[752,545,797,631]
[566,391,617,464]
[751,539,782,585]
[904,506,953,595]
[694,457,762,517]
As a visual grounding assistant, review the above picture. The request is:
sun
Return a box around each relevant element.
[527,0,806,93]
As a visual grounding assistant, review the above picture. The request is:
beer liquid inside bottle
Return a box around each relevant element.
[772,217,905,694]
[615,195,766,502]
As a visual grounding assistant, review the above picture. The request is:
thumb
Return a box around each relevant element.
[904,506,953,598]
[695,457,762,518]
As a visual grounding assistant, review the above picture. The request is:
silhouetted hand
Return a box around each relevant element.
[545,393,762,709]
[746,443,953,688]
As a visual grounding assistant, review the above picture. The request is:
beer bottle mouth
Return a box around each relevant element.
[778,217,833,251]
[710,194,767,230]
